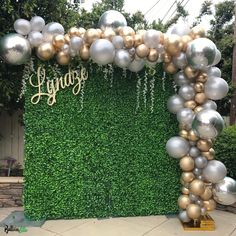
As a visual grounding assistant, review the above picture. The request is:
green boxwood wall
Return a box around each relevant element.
[24,63,180,220]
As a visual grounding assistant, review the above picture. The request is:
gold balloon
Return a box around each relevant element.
[78,27,86,37]
[182,187,190,195]
[180,156,195,171]
[64,34,71,44]
[190,179,205,196]
[200,187,213,201]
[178,195,191,209]
[36,42,55,61]
[79,44,90,61]
[187,204,201,219]
[136,29,146,38]
[195,92,207,104]
[197,139,213,152]
[184,100,197,110]
[119,26,135,36]
[182,172,195,183]
[96,28,102,37]
[159,32,164,45]
[188,130,199,142]
[194,106,204,113]
[84,28,100,45]
[181,35,192,52]
[101,28,116,41]
[163,52,172,63]
[136,44,150,58]
[164,62,178,74]
[68,27,80,37]
[196,73,208,83]
[52,34,65,50]
[189,25,206,39]
[56,51,70,65]
[203,199,216,211]
[179,130,188,139]
[202,148,215,160]
[148,48,159,62]
[165,34,183,56]
[124,36,134,48]
[134,34,143,47]
[184,66,199,79]
[194,82,204,93]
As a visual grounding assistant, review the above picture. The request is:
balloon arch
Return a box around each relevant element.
[0,10,236,226]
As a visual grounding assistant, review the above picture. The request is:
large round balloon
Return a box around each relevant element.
[90,39,115,65]
[42,22,64,42]
[114,49,131,68]
[192,109,224,139]
[204,77,229,100]
[0,33,31,65]
[167,95,184,114]
[166,136,190,159]
[213,177,236,205]
[186,38,216,69]
[207,67,221,78]
[98,10,127,31]
[203,160,227,183]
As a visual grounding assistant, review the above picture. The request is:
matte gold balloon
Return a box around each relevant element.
[79,44,90,61]
[190,179,205,196]
[52,34,65,50]
[164,62,178,74]
[187,204,201,219]
[182,172,195,183]
[148,48,158,62]
[64,34,71,44]
[124,36,134,48]
[134,34,143,47]
[159,32,164,45]
[96,28,102,37]
[101,28,116,41]
[181,35,192,52]
[196,73,208,83]
[36,42,55,61]
[184,66,199,79]
[180,156,195,171]
[84,28,100,45]
[189,25,206,39]
[203,199,216,211]
[119,26,135,36]
[165,34,183,56]
[136,29,146,38]
[182,187,190,195]
[78,27,86,37]
[178,195,191,209]
[194,82,204,93]
[163,52,172,63]
[179,130,188,139]
[194,106,204,113]
[195,92,207,104]
[200,187,213,201]
[184,100,197,110]
[56,51,70,65]
[188,130,199,142]
[197,139,213,152]
[68,27,80,37]
[136,44,149,58]
[202,148,215,160]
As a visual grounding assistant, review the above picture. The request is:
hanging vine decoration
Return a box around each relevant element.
[148,67,156,114]
[122,68,127,79]
[135,73,142,114]
[143,70,148,109]
[108,64,114,88]
[162,71,166,92]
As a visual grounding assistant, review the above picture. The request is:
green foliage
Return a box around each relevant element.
[24,63,180,220]
[215,125,236,180]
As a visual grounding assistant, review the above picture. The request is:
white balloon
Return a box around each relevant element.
[171,22,191,36]
[179,85,195,100]
[207,67,222,78]
[30,16,45,32]
[212,49,221,66]
[144,30,161,48]
[70,36,83,51]
[114,49,131,68]
[14,19,31,35]
[112,36,124,49]
[174,71,189,86]
[128,59,145,72]
[167,95,184,114]
[28,31,43,47]
[42,22,64,42]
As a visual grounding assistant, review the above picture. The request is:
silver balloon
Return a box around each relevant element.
[128,59,145,72]
[112,36,124,49]
[213,177,236,205]
[62,44,69,54]
[90,39,115,65]
[173,52,187,69]
[166,136,190,159]
[192,109,224,139]
[178,210,191,223]
[14,19,31,36]
[193,168,202,176]
[178,85,195,100]
[189,193,199,202]
[195,156,208,169]
[202,100,217,110]
[42,22,64,42]
[197,175,205,181]
[0,33,31,65]
[69,47,77,57]
[98,10,127,31]
[30,16,45,32]
[196,199,204,207]
[28,31,43,47]
[171,22,191,36]
[201,207,207,215]
[70,36,83,51]
[144,30,161,48]
[174,71,190,86]
[203,160,227,183]
[212,49,221,66]
[186,38,216,69]
[207,67,221,78]
[167,95,184,114]
[177,108,194,126]
[189,147,200,158]
[114,49,131,68]
[129,47,135,56]
[205,77,229,100]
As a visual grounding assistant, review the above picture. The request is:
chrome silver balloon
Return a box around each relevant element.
[70,36,83,51]
[202,100,217,110]
[207,67,222,78]
[28,31,43,47]
[42,22,64,42]
[30,16,45,32]
[62,44,69,53]
[201,207,207,215]
[205,77,229,100]
[114,49,131,68]
[178,85,195,100]
[14,19,31,35]
[98,10,127,31]
[173,52,187,69]
[193,168,202,176]
[195,156,208,169]
[0,33,31,65]
[144,29,161,48]
[189,193,198,202]
[192,109,224,139]
[167,95,184,114]
[128,59,145,72]
[212,49,221,66]
[213,177,236,205]
[178,210,191,223]
[186,38,216,70]
[177,108,194,126]
[203,160,227,184]
[90,39,115,65]
[174,71,189,86]
[112,36,124,49]
[166,136,190,159]
[171,22,191,36]
[196,199,204,207]
[189,147,200,158]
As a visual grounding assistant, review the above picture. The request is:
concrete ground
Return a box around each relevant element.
[0,207,236,236]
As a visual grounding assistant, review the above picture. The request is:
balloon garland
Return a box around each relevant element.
[0,10,236,224]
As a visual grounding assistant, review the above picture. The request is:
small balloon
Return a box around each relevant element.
[28,31,43,47]
[30,16,45,32]
[178,210,191,223]
[42,22,65,42]
[179,85,195,100]
[212,49,221,66]
[112,36,124,49]
[70,36,83,51]
[174,71,190,86]
[195,156,208,169]
[128,59,145,72]
[171,22,191,36]
[14,19,31,35]
[167,95,184,114]
[114,49,131,68]
[202,100,217,110]
[36,42,55,61]
[144,29,161,48]
[207,67,221,78]
[189,147,200,158]
[173,52,187,69]
[177,108,194,126]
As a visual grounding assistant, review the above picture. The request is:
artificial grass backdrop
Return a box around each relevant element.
[24,63,180,220]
